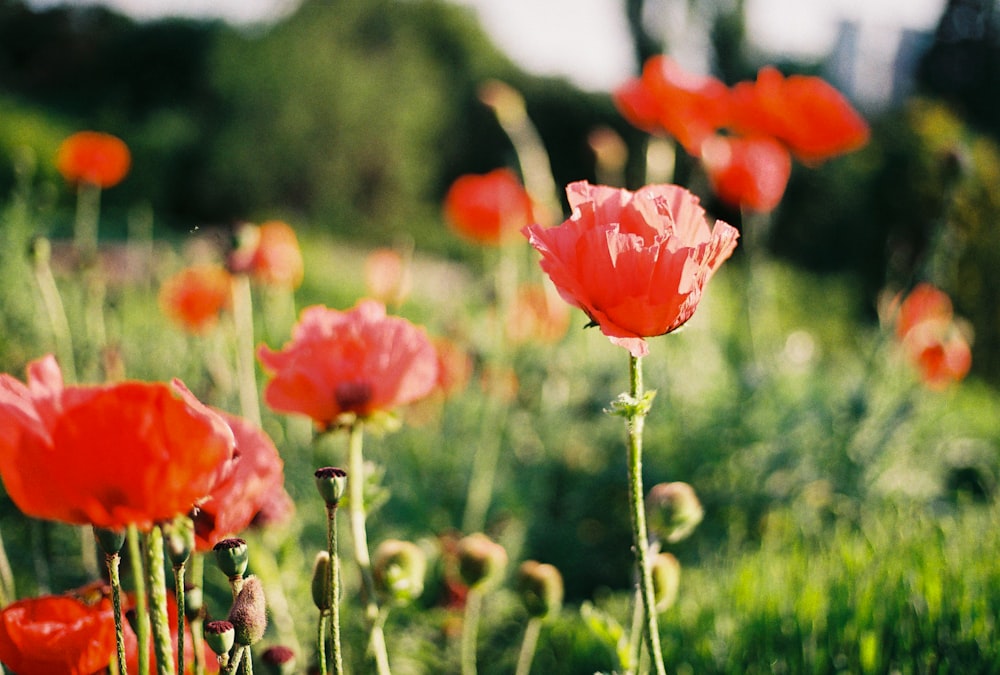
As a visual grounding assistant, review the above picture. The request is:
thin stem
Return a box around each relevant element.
[231,274,262,427]
[107,552,128,675]
[0,522,15,606]
[30,238,77,383]
[626,588,643,673]
[189,554,205,675]
[347,423,391,675]
[327,504,344,675]
[173,563,186,675]
[74,181,101,266]
[514,617,542,675]
[460,588,482,675]
[626,354,666,675]
[316,612,328,675]
[225,646,244,675]
[145,527,177,675]
[128,525,150,675]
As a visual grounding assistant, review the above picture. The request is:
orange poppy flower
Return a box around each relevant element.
[258,300,439,428]
[700,135,792,213]
[892,283,954,340]
[523,181,739,357]
[228,221,305,288]
[614,55,731,155]
[0,593,117,675]
[0,354,235,531]
[55,131,131,189]
[892,284,972,389]
[192,411,289,551]
[443,169,535,245]
[159,265,232,334]
[729,66,870,164]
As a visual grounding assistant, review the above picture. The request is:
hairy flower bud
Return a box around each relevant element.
[373,539,427,605]
[228,575,267,646]
[646,482,704,544]
[650,552,681,613]
[517,561,564,619]
[457,533,507,590]
[311,551,331,612]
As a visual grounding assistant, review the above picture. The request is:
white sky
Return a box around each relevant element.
[26,0,948,92]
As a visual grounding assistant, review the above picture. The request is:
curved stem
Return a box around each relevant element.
[127,525,150,675]
[347,423,391,675]
[514,616,542,675]
[107,552,128,675]
[145,527,176,675]
[625,355,666,675]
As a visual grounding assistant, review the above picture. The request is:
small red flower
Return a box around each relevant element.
[443,169,535,245]
[893,283,954,340]
[729,66,870,164]
[192,411,289,551]
[159,265,232,334]
[523,181,739,357]
[258,300,439,428]
[229,221,305,288]
[892,284,972,389]
[700,135,792,213]
[0,355,235,530]
[55,131,131,189]
[0,593,116,675]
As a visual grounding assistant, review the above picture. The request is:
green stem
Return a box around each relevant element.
[145,527,177,675]
[327,505,344,675]
[347,423,391,675]
[74,181,101,266]
[107,552,128,675]
[316,612,328,675]
[460,588,482,675]
[0,522,15,606]
[514,616,542,675]
[189,555,205,675]
[173,563,186,675]
[626,355,666,675]
[231,274,262,427]
[128,525,150,675]
[30,238,78,383]
[626,588,643,673]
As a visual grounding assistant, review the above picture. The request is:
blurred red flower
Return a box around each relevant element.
[364,247,412,306]
[892,284,972,389]
[505,284,571,345]
[730,66,870,164]
[0,593,116,675]
[443,169,534,245]
[700,135,792,213]
[433,337,474,397]
[192,411,289,551]
[893,283,954,340]
[523,181,739,357]
[55,131,131,189]
[0,354,235,530]
[159,265,232,334]
[258,300,439,428]
[229,221,304,288]
[614,55,730,155]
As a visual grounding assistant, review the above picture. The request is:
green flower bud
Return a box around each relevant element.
[646,481,704,544]
[204,620,235,657]
[516,561,564,619]
[93,527,126,556]
[228,575,267,646]
[457,533,507,590]
[373,539,427,606]
[314,467,348,507]
[213,537,249,580]
[650,552,681,613]
[163,515,195,568]
[311,551,331,611]
[261,645,296,675]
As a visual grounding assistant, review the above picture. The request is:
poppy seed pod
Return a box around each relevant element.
[261,645,296,675]
[650,552,681,613]
[517,561,564,619]
[373,539,427,605]
[646,481,704,544]
[314,467,348,507]
[228,575,267,646]
[204,620,235,657]
[163,515,195,567]
[213,537,249,580]
[310,551,331,611]
[93,527,126,556]
[457,533,508,590]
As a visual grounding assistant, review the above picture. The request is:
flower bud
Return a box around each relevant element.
[228,575,267,646]
[163,515,195,568]
[204,620,235,657]
[261,645,296,675]
[650,552,681,613]
[373,539,426,605]
[516,561,563,619]
[184,583,203,622]
[93,527,126,556]
[646,481,704,544]
[310,551,331,611]
[314,467,348,507]
[457,533,507,590]
[213,537,249,580]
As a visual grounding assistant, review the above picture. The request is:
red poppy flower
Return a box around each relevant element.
[729,66,870,164]
[0,355,235,530]
[55,131,131,189]
[443,169,535,245]
[892,284,972,389]
[364,248,412,306]
[700,135,792,213]
[159,265,233,334]
[258,300,439,428]
[892,283,954,340]
[228,221,305,288]
[523,181,739,357]
[614,56,731,155]
[0,593,116,675]
[192,411,289,551]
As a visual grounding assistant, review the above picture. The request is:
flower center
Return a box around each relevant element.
[335,381,373,412]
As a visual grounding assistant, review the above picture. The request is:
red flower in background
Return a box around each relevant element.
[192,411,289,551]
[0,593,116,675]
[614,55,730,154]
[159,265,232,334]
[730,66,870,164]
[892,284,972,389]
[505,284,571,345]
[0,355,235,530]
[55,131,131,189]
[258,300,439,428]
[364,248,412,307]
[444,169,534,245]
[523,181,739,357]
[229,221,304,288]
[700,135,792,213]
